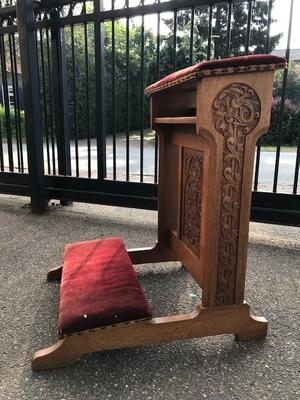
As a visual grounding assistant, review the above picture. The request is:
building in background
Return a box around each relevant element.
[272,48,300,70]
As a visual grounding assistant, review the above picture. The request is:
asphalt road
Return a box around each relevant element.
[0,196,299,400]
[1,137,299,192]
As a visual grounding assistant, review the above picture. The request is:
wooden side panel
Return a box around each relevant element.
[196,71,275,307]
[163,129,213,288]
[212,82,261,305]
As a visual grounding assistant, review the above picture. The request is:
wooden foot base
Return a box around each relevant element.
[47,265,62,281]
[32,302,267,371]
[235,315,268,341]
[127,243,177,264]
[32,340,78,371]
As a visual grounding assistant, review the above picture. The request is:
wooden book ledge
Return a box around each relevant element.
[32,54,286,371]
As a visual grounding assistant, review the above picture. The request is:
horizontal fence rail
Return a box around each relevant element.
[0,0,298,225]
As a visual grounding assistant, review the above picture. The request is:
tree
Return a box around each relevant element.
[103,21,157,134]
[264,63,300,146]
[63,20,157,139]
[161,2,282,68]
[41,2,285,141]
[273,62,300,105]
[262,97,300,146]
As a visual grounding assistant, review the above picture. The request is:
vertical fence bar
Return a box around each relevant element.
[265,0,273,54]
[12,32,24,172]
[84,20,91,178]
[0,34,13,171]
[46,27,56,175]
[51,10,71,178]
[111,1,116,180]
[17,0,47,213]
[226,1,232,57]
[293,135,300,194]
[154,125,158,184]
[154,12,160,184]
[254,0,273,191]
[125,8,130,181]
[71,24,79,177]
[245,0,253,54]
[173,10,177,70]
[156,12,160,78]
[273,0,294,193]
[8,33,21,171]
[35,28,42,161]
[140,15,145,182]
[0,96,3,170]
[94,0,106,181]
[40,28,51,175]
[207,4,212,60]
[189,7,195,65]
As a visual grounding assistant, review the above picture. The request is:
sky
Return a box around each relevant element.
[272,0,300,49]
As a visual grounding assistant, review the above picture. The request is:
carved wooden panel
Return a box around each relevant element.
[212,83,261,305]
[181,148,203,254]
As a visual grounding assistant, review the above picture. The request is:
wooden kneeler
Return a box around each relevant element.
[32,54,286,371]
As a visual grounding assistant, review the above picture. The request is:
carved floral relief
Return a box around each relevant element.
[212,83,261,305]
[181,148,203,255]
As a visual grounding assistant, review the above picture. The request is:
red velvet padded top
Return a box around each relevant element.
[145,54,286,95]
[57,237,152,338]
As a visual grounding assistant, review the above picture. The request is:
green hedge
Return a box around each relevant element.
[0,105,25,139]
[0,97,298,147]
[263,97,300,146]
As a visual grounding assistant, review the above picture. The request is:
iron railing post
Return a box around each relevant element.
[50,10,71,178]
[94,0,106,181]
[16,0,47,213]
[50,9,72,206]
[0,35,13,172]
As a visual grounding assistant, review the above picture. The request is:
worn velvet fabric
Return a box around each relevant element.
[57,237,152,337]
[145,54,286,95]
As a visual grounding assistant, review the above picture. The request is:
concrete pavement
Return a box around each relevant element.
[0,195,299,400]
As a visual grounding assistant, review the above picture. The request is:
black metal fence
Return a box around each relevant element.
[0,0,299,224]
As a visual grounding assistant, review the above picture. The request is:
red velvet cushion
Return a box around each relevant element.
[145,54,286,95]
[57,238,152,337]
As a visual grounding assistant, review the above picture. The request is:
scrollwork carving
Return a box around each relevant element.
[212,83,261,305]
[181,148,203,255]
[213,83,260,136]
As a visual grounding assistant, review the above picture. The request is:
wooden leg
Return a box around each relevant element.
[47,244,176,282]
[235,315,268,341]
[32,302,267,371]
[32,339,79,371]
[47,244,175,282]
[47,265,63,281]
[127,242,177,265]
